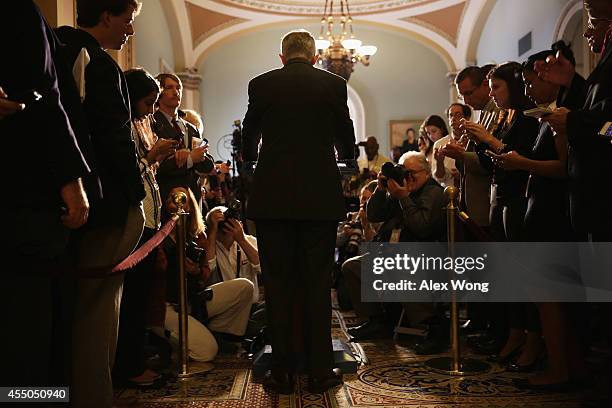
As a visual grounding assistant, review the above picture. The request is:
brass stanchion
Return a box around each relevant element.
[424,186,490,375]
[172,192,213,379]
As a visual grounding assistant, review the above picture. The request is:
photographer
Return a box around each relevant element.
[337,181,378,259]
[160,187,254,361]
[205,205,261,304]
[204,161,234,211]
[343,152,446,344]
[335,181,378,310]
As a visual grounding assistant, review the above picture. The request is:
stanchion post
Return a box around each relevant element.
[172,192,190,378]
[171,192,214,379]
[446,187,460,372]
[424,186,490,375]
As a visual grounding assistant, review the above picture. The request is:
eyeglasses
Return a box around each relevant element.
[405,168,426,177]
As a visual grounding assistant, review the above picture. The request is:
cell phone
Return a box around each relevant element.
[10,89,42,105]
[599,121,612,138]
[484,149,499,158]
[523,107,553,119]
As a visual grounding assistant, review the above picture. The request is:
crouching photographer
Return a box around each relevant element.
[335,181,378,309]
[205,203,266,351]
[161,187,254,361]
[342,152,446,347]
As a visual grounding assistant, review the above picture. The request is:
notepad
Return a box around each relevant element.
[599,121,612,138]
[523,106,554,118]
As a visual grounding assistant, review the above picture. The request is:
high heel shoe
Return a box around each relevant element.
[487,343,523,364]
[507,352,545,373]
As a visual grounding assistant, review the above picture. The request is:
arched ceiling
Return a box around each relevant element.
[160,0,496,71]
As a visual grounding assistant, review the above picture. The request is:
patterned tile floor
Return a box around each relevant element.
[115,310,611,408]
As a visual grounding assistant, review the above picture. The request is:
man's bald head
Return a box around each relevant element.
[364,136,379,160]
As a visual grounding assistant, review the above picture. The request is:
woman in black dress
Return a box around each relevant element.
[495,43,588,390]
[462,62,541,372]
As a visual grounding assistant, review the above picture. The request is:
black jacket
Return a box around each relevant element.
[366,178,446,242]
[476,111,539,200]
[242,58,355,220]
[1,2,90,259]
[564,44,612,235]
[56,27,145,226]
[153,110,209,203]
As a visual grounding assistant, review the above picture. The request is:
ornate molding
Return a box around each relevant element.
[211,0,437,16]
[176,68,203,90]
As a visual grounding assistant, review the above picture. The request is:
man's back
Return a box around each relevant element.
[566,43,612,234]
[242,59,355,221]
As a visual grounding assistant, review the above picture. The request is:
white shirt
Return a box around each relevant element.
[208,235,261,303]
[159,110,194,168]
[357,153,391,174]
[431,134,458,187]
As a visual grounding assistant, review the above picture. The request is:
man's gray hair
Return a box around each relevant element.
[399,151,431,174]
[281,30,316,60]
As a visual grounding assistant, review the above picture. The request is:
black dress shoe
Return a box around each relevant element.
[263,371,294,394]
[506,355,544,373]
[487,344,523,364]
[308,369,343,394]
[471,338,504,355]
[115,375,166,390]
[347,319,389,341]
[413,337,449,355]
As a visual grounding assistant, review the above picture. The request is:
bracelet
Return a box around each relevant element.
[496,143,507,154]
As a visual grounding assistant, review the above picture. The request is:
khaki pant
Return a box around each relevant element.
[164,278,253,362]
[71,205,144,408]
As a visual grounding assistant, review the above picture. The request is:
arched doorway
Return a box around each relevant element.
[347,84,366,145]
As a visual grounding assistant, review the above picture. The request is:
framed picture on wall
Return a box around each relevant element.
[389,119,423,149]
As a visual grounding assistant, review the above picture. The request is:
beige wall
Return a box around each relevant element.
[198,24,450,162]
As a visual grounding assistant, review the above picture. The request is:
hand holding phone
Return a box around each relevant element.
[484,149,499,159]
[0,86,27,119]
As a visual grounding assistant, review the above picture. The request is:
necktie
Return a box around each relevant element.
[171,118,186,149]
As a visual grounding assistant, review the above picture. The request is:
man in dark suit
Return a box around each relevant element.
[0,0,90,387]
[242,30,355,394]
[153,73,213,204]
[56,1,146,406]
[537,4,612,241]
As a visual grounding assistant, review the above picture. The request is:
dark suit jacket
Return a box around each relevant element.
[56,27,145,226]
[52,28,102,205]
[564,45,612,234]
[476,111,539,200]
[152,110,206,202]
[242,58,356,221]
[1,1,90,259]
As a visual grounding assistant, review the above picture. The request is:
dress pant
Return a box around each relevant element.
[71,204,144,408]
[113,227,157,380]
[256,220,336,378]
[489,196,527,242]
[342,255,384,319]
[1,269,53,387]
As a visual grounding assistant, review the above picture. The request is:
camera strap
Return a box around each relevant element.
[235,246,241,279]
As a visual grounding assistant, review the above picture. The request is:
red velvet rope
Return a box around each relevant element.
[62,216,178,278]
[111,216,177,273]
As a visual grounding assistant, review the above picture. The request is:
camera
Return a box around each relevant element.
[380,162,407,187]
[219,199,242,229]
[186,242,205,264]
[345,220,364,257]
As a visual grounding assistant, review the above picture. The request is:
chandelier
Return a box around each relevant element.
[315,0,377,81]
